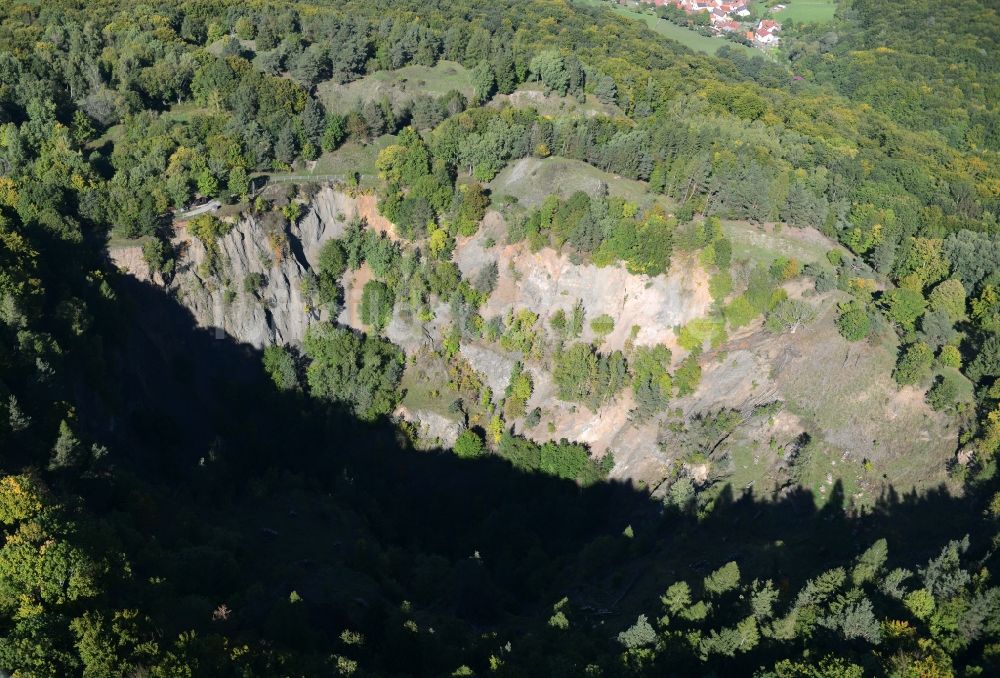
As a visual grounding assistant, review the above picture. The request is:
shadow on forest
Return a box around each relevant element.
[83,273,988,662]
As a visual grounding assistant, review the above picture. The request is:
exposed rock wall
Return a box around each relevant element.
[454,211,713,355]
[170,215,315,348]
[107,187,959,496]
[109,188,359,348]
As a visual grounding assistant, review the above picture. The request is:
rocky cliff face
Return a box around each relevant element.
[107,187,708,475]
[109,188,363,348]
[171,213,315,348]
[108,188,958,496]
[453,210,713,356]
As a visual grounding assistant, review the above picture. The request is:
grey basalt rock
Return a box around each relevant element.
[169,189,350,348]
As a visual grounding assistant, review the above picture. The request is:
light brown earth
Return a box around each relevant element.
[107,245,159,285]
[354,193,400,241]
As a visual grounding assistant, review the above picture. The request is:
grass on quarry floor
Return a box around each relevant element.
[489,157,671,210]
[258,136,395,187]
[790,438,863,506]
[400,366,453,418]
[762,0,837,23]
[773,303,959,502]
[720,435,863,508]
[399,355,492,428]
[573,0,756,56]
[701,292,962,509]
[318,61,473,115]
[723,221,839,268]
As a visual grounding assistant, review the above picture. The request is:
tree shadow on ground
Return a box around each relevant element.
[84,274,990,673]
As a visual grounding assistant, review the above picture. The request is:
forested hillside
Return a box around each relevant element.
[783,0,999,150]
[1,0,999,675]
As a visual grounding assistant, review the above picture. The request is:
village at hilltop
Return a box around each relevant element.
[635,0,783,46]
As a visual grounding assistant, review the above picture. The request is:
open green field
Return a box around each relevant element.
[162,101,215,123]
[758,0,837,23]
[87,123,122,150]
[573,0,755,55]
[306,137,395,177]
[317,61,473,115]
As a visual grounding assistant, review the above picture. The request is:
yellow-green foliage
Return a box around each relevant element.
[725,296,757,329]
[674,355,702,396]
[187,214,231,244]
[0,474,45,525]
[676,318,726,353]
[501,309,540,356]
[504,361,534,419]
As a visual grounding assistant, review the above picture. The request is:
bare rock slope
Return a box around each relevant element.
[108,188,959,500]
[109,188,366,348]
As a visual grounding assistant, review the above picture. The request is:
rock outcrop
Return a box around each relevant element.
[109,187,365,348]
[170,214,317,348]
[107,185,959,495]
[454,210,713,355]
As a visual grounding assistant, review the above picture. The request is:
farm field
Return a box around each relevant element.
[766,0,837,23]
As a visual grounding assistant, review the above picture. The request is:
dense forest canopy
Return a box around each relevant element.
[0,0,999,675]
[784,0,999,150]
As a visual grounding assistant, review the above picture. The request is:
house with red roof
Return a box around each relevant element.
[634,0,758,42]
[753,18,781,45]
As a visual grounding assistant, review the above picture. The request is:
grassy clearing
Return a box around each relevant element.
[260,136,395,188]
[774,304,958,502]
[106,234,154,250]
[702,289,959,509]
[492,83,624,118]
[310,137,395,176]
[792,439,862,506]
[163,101,215,123]
[399,354,490,428]
[87,124,122,150]
[573,0,755,56]
[723,221,838,268]
[400,362,452,416]
[489,157,670,210]
[318,61,472,115]
[721,432,862,509]
[934,367,975,405]
[722,438,785,497]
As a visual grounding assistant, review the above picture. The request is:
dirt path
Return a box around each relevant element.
[338,264,374,331]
